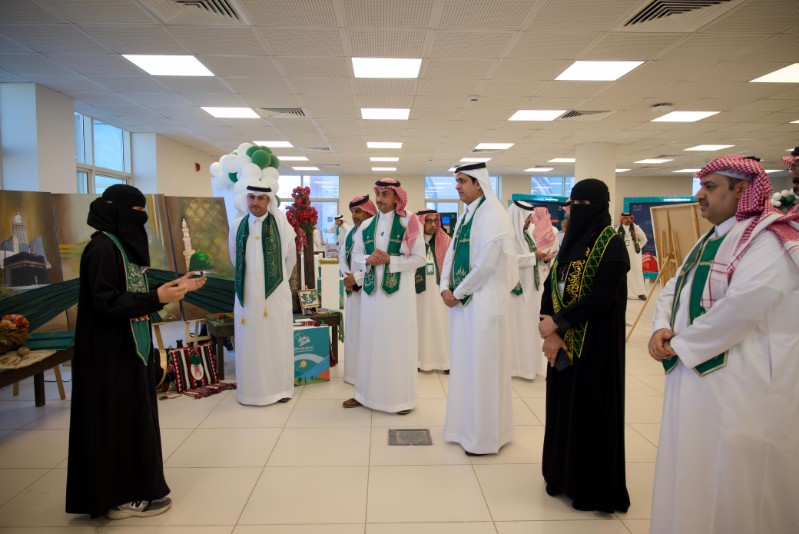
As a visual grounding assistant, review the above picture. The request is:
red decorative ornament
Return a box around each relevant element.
[285,186,319,251]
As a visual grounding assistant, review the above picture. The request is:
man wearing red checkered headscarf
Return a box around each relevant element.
[781,145,799,194]
[414,210,452,373]
[342,179,426,414]
[338,194,377,386]
[649,154,799,534]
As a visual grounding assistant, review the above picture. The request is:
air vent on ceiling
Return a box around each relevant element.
[557,110,615,122]
[472,148,502,153]
[260,107,306,119]
[304,147,332,152]
[625,0,731,26]
[175,0,239,19]
[321,163,341,167]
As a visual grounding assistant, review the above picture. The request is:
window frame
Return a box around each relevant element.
[75,112,132,194]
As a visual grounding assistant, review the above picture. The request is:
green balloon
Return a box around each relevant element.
[245,146,259,157]
[268,155,280,169]
[261,146,272,154]
[251,149,271,169]
[228,171,238,183]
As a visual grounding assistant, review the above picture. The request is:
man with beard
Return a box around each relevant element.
[339,195,377,385]
[538,178,630,513]
[67,185,206,519]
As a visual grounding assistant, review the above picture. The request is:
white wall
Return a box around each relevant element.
[35,85,76,194]
[154,135,217,197]
[131,133,158,194]
[0,84,38,191]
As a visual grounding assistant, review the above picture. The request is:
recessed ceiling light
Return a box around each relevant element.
[253,140,293,148]
[673,169,701,173]
[548,158,575,163]
[370,157,399,162]
[791,120,799,124]
[475,142,514,150]
[636,158,674,164]
[525,167,554,172]
[352,57,422,78]
[293,166,319,171]
[448,168,457,172]
[367,141,402,149]
[556,60,643,81]
[459,157,491,163]
[372,167,397,171]
[123,54,213,76]
[684,144,735,151]
[509,109,565,121]
[652,111,719,122]
[202,107,259,118]
[361,108,410,120]
[750,63,799,83]
[277,156,309,161]
[616,169,631,173]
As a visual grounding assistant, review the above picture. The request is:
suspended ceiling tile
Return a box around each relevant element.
[155,76,233,93]
[0,69,25,82]
[46,53,143,75]
[0,24,109,53]
[170,26,264,55]
[712,83,791,100]
[421,59,495,80]
[347,29,428,57]
[80,25,190,54]
[658,33,767,61]
[23,74,106,93]
[242,0,338,27]
[179,93,246,107]
[438,0,536,31]
[536,81,608,98]
[90,74,170,93]
[291,77,354,95]
[480,79,546,97]
[125,92,191,107]
[66,91,137,106]
[734,35,799,63]
[221,76,293,94]
[0,1,65,24]
[352,79,418,96]
[93,105,158,118]
[701,0,799,34]
[534,0,641,32]
[198,55,280,77]
[303,107,361,120]
[258,27,344,56]
[238,93,302,108]
[429,31,515,59]
[582,32,686,61]
[35,0,157,25]
[273,56,351,78]
[622,61,716,83]
[492,59,572,81]
[417,79,482,96]
[507,31,601,59]
[357,94,414,108]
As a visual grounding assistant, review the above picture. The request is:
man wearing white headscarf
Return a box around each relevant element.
[617,212,648,300]
[507,201,551,380]
[343,179,426,414]
[339,195,377,386]
[229,174,297,406]
[415,209,451,373]
[440,162,518,455]
[333,214,352,248]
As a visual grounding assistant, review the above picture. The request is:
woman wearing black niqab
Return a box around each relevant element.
[67,185,204,519]
[538,178,631,513]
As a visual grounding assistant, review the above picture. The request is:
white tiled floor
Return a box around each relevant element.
[0,289,663,533]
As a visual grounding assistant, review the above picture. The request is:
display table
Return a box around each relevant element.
[205,318,233,380]
[0,346,73,407]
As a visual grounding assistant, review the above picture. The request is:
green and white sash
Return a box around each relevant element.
[549,226,616,362]
[511,232,540,296]
[449,196,486,305]
[235,214,283,306]
[664,228,729,376]
[102,231,151,366]
[361,213,406,296]
[344,226,356,296]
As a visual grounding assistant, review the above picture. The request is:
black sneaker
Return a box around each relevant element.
[107,497,172,519]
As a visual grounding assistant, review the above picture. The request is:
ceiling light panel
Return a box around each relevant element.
[370,157,399,162]
[525,167,554,172]
[253,140,293,148]
[361,108,410,120]
[278,156,309,161]
[293,167,319,171]
[750,63,799,83]
[367,142,402,149]
[475,143,514,150]
[459,158,491,162]
[122,55,213,76]
[372,167,397,171]
[548,158,575,163]
[652,111,720,122]
[352,57,422,78]
[202,107,259,118]
[636,159,674,164]
[555,60,643,81]
[684,144,735,151]
[509,109,566,121]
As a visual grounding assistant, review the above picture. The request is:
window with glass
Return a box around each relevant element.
[75,112,132,194]
[531,176,575,197]
[277,175,340,243]
[425,175,500,216]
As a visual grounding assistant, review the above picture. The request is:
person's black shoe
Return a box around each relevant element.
[545,483,561,496]
[442,369,450,375]
[278,397,291,403]
[638,295,646,300]
[396,409,412,415]
[464,450,488,456]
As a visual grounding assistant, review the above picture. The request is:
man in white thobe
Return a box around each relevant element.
[440,162,518,455]
[415,210,451,373]
[338,195,377,386]
[507,201,553,380]
[649,155,799,534]
[343,179,425,414]
[333,214,352,248]
[617,212,648,300]
[229,177,297,406]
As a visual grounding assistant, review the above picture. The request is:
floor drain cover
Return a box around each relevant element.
[388,428,433,446]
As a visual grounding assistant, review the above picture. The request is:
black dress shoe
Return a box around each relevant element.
[396,409,412,415]
[545,483,561,496]
[278,397,291,403]
[638,295,646,300]
[442,369,450,375]
[464,450,488,456]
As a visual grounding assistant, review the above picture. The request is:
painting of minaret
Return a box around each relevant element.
[1,212,51,288]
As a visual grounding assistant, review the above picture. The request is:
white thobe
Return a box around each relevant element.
[336,223,351,247]
[351,211,425,412]
[440,197,517,454]
[339,225,364,386]
[651,216,799,534]
[619,223,647,298]
[508,244,544,380]
[416,234,449,371]
[229,212,297,406]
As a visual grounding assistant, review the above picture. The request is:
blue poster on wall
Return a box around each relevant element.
[624,196,694,279]
[510,194,569,229]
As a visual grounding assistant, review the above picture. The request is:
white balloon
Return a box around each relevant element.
[263,176,279,192]
[209,161,223,177]
[220,154,238,173]
[210,174,229,191]
[235,153,251,171]
[237,142,253,155]
[233,193,248,216]
[262,167,279,181]
[241,163,261,180]
[233,177,251,195]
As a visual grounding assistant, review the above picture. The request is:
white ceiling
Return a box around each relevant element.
[1,0,798,177]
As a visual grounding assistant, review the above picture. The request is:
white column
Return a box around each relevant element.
[575,143,617,219]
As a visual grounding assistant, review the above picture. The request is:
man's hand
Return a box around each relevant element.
[343,272,356,291]
[366,248,390,266]
[542,333,568,367]
[441,289,459,308]
[539,314,558,338]
[648,328,677,361]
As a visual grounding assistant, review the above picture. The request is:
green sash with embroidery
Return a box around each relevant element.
[663,229,729,376]
[344,226,356,296]
[361,213,406,296]
[511,232,540,296]
[449,196,486,305]
[549,226,616,362]
[102,232,151,366]
[415,237,441,294]
[235,214,282,306]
